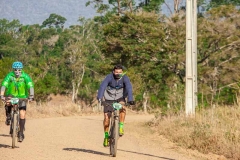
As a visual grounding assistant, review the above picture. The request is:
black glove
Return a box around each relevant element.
[128,101,135,105]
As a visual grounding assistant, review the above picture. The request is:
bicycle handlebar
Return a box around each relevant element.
[2,97,30,103]
[100,101,135,107]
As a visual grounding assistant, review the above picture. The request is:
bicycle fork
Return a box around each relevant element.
[10,111,19,136]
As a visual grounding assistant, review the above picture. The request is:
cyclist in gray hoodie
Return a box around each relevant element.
[97,64,135,147]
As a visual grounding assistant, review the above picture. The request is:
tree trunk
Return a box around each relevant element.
[174,0,180,13]
[72,82,76,103]
[117,0,121,15]
[143,92,148,114]
[71,65,85,103]
[128,0,133,13]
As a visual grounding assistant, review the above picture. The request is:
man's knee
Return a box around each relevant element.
[19,109,26,119]
[120,106,126,113]
[118,101,126,112]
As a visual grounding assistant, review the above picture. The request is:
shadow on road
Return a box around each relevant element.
[0,144,17,149]
[0,134,11,137]
[81,118,102,122]
[63,148,109,156]
[118,149,175,160]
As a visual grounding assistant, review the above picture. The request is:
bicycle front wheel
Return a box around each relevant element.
[12,113,17,148]
[110,118,119,157]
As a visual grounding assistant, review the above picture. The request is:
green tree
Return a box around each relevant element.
[209,0,240,8]
[86,0,165,15]
[138,0,164,12]
[99,12,171,108]
[42,13,67,29]
[197,5,240,106]
[0,19,23,59]
[0,58,13,80]
[63,18,102,103]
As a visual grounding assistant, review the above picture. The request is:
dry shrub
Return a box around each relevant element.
[27,100,96,118]
[150,106,240,160]
[0,94,102,123]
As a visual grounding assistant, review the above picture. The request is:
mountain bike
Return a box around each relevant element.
[108,102,123,157]
[5,97,28,148]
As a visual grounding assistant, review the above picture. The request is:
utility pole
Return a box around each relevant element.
[185,0,197,116]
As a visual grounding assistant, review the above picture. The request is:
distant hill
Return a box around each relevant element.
[0,0,98,27]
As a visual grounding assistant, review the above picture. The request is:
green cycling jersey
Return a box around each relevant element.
[1,71,34,98]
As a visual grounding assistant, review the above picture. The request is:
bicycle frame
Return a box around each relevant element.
[109,102,122,157]
[5,97,28,148]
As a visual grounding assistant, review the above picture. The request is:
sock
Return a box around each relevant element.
[104,132,109,138]
[19,119,25,134]
[5,106,11,117]
[119,122,124,129]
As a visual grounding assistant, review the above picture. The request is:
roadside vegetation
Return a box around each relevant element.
[149,106,240,160]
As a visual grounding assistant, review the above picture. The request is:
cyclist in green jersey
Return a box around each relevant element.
[0,61,34,142]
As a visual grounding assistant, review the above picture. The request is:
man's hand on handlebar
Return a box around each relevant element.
[28,95,34,102]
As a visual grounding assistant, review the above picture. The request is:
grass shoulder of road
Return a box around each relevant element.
[126,119,226,160]
[149,106,240,160]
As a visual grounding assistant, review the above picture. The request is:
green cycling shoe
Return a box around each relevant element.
[119,127,124,136]
[103,138,109,147]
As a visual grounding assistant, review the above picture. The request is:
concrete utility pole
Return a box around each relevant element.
[185,0,197,116]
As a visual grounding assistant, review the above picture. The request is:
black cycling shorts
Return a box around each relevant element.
[18,100,27,110]
[19,106,27,111]
[103,98,125,113]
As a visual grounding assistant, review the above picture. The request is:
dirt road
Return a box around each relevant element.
[0,114,213,160]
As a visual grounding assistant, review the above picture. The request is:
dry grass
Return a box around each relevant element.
[149,106,240,160]
[0,94,140,123]
[0,95,102,123]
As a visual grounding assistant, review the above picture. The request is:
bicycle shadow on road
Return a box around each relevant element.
[81,118,102,122]
[0,134,11,137]
[0,144,18,149]
[63,148,109,156]
[118,149,175,160]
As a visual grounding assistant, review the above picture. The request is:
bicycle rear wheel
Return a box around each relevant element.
[110,118,119,157]
[12,113,17,148]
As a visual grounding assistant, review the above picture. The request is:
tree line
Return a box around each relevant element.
[0,1,240,112]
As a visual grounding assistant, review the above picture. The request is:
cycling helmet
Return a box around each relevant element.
[12,61,23,69]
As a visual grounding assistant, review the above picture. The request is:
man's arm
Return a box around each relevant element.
[123,76,134,102]
[29,87,34,98]
[23,73,34,98]
[97,75,111,100]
